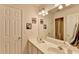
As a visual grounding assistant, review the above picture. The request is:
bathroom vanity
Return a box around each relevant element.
[27,37,79,54]
[27,40,43,54]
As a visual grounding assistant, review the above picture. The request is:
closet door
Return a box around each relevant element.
[9,8,22,53]
[0,7,6,53]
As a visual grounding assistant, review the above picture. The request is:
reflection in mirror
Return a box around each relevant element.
[38,6,79,50]
[71,24,79,47]
[38,5,79,53]
[38,15,79,47]
[70,23,78,43]
[55,17,64,41]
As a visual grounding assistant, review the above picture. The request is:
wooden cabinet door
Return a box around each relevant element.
[27,41,43,54]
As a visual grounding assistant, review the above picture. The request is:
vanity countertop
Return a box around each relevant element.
[28,38,79,54]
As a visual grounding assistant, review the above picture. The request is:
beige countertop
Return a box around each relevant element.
[28,38,79,54]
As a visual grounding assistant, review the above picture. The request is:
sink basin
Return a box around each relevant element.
[47,47,65,54]
[37,39,45,43]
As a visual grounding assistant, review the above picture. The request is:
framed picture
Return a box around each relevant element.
[32,18,36,24]
[43,24,47,29]
[26,23,32,29]
[40,19,44,24]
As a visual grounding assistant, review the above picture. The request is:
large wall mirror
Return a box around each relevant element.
[38,13,79,48]
[54,14,79,46]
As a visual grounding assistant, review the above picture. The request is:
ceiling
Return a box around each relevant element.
[2,4,45,8]
[2,4,55,11]
[1,4,73,14]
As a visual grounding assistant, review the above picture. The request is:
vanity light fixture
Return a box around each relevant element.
[41,9,45,14]
[38,8,48,16]
[42,13,46,16]
[54,4,71,10]
[58,5,63,10]
[39,12,42,15]
[54,4,60,7]
[65,4,71,6]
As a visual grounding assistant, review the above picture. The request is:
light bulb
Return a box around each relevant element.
[42,13,45,16]
[41,10,45,14]
[38,12,42,15]
[54,4,60,7]
[45,11,48,15]
[38,8,48,16]
[58,5,63,9]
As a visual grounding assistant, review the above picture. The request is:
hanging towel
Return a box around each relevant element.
[71,24,79,46]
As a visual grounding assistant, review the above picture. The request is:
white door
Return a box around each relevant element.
[9,8,22,53]
[0,7,6,53]
[0,7,22,54]
[5,7,10,53]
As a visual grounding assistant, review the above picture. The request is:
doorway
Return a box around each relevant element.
[55,17,64,40]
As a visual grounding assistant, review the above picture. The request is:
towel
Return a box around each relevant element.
[71,24,79,46]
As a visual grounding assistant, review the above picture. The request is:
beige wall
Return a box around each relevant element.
[22,6,39,53]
